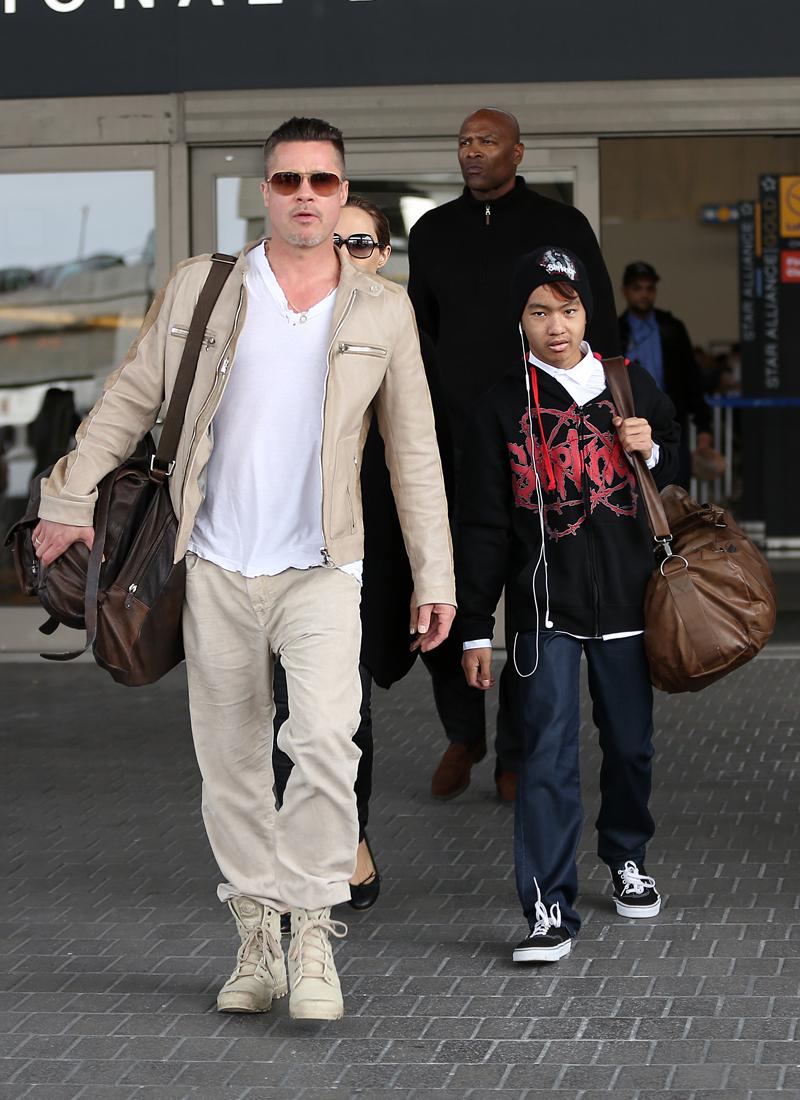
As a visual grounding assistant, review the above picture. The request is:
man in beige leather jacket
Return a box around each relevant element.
[33,117,455,1023]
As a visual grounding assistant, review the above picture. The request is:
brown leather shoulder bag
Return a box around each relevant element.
[5,253,237,686]
[604,356,776,694]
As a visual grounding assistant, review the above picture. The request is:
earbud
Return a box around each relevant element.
[545,618,554,629]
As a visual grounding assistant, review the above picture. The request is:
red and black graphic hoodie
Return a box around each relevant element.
[455,352,680,643]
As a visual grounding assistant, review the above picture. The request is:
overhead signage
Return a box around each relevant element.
[1,0,800,99]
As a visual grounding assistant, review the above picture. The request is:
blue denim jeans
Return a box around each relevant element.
[512,631,655,936]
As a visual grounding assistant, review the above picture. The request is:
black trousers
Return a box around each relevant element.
[272,658,373,842]
[512,631,655,936]
[421,614,522,774]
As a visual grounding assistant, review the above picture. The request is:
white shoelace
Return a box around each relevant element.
[288,910,348,985]
[229,901,283,978]
[617,861,656,897]
[530,878,561,938]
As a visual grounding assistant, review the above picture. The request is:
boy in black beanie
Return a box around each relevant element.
[456,246,680,961]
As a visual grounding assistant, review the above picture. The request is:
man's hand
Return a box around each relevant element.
[462,647,495,691]
[32,519,94,567]
[410,602,455,652]
[612,416,653,460]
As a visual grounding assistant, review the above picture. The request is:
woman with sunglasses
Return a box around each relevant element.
[272,195,443,911]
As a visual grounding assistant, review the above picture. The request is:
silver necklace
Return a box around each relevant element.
[283,290,309,325]
[264,240,332,325]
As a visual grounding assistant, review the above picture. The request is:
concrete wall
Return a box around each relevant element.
[600,136,800,349]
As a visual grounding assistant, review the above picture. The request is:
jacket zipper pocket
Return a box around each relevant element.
[337,342,387,358]
[169,325,217,350]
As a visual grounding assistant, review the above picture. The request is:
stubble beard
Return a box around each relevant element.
[286,229,327,249]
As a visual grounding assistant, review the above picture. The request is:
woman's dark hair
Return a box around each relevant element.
[345,194,391,249]
[263,116,345,176]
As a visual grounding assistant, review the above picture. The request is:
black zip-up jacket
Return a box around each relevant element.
[456,360,680,642]
[619,307,711,434]
[408,178,620,452]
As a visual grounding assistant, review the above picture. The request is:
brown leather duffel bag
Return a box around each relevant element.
[5,253,236,686]
[605,357,776,694]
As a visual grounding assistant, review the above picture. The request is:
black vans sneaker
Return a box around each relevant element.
[512,880,572,963]
[611,860,661,918]
[513,923,572,963]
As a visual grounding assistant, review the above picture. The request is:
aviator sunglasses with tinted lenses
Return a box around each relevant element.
[333,233,382,259]
[266,171,343,197]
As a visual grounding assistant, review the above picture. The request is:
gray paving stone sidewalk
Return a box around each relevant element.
[1,653,799,1100]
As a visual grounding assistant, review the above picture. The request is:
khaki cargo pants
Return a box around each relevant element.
[182,553,363,911]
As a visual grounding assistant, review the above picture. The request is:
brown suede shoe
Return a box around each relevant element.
[431,741,487,800]
[495,770,518,803]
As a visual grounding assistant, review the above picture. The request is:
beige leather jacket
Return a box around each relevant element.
[39,241,455,607]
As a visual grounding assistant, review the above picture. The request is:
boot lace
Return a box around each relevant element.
[531,878,561,938]
[617,861,656,897]
[288,910,348,985]
[229,901,283,979]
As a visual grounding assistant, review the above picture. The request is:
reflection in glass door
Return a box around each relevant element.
[0,168,155,601]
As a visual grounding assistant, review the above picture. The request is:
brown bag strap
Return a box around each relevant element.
[604,357,722,671]
[152,252,238,477]
[603,356,673,545]
[660,556,723,670]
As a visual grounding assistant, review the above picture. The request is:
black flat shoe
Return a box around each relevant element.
[348,833,381,911]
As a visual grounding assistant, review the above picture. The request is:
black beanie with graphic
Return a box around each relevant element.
[512,245,593,324]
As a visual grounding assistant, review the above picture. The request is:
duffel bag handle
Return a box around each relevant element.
[603,356,673,547]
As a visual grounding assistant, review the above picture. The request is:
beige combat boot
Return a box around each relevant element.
[287,907,348,1020]
[216,896,287,1013]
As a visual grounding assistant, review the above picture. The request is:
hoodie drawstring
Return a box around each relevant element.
[527,365,556,492]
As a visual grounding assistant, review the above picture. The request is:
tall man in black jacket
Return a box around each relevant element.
[408,107,619,802]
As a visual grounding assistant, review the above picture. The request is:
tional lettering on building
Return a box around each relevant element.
[2,0,375,10]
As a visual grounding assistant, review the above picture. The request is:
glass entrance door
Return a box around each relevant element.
[0,145,169,605]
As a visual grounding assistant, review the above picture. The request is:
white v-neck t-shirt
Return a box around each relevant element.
[189,245,362,581]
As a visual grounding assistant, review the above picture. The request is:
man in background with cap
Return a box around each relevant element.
[619,262,713,489]
[407,107,619,803]
[456,245,679,962]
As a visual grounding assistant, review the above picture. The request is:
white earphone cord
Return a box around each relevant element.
[513,326,552,680]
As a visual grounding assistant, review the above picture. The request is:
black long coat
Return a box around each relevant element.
[359,333,454,689]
